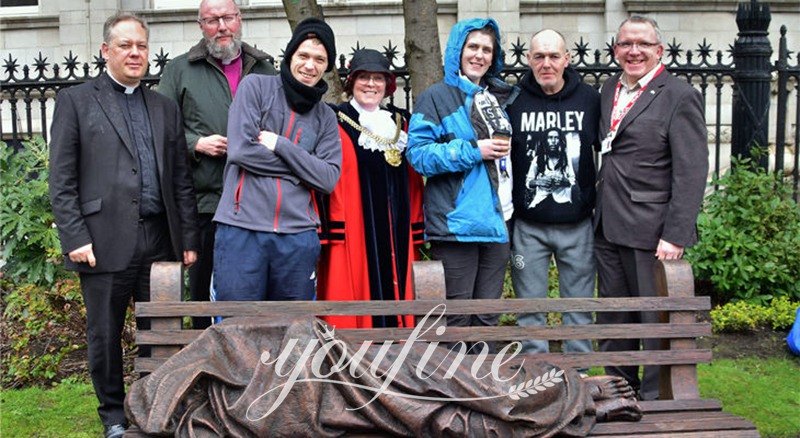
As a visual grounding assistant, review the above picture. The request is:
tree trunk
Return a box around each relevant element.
[281,0,344,104]
[403,0,443,106]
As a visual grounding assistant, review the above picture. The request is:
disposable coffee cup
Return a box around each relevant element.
[492,128,511,141]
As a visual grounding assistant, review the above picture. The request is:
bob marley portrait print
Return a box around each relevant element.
[524,127,578,208]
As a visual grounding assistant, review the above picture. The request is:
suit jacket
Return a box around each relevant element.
[49,73,200,273]
[594,68,708,250]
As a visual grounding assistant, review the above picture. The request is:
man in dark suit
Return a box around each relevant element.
[594,15,708,401]
[49,12,199,438]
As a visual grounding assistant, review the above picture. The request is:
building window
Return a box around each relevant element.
[0,0,38,16]
[153,0,198,9]
[2,0,37,5]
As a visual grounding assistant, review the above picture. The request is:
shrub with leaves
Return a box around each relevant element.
[0,278,86,388]
[710,296,800,333]
[764,296,800,330]
[0,137,65,286]
[0,138,87,388]
[687,156,800,304]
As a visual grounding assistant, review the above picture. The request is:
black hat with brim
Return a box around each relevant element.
[345,48,396,96]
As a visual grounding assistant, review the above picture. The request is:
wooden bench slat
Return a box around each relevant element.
[590,430,760,438]
[135,357,171,373]
[340,323,711,342]
[136,330,201,345]
[637,399,723,413]
[589,411,759,435]
[134,296,710,317]
[631,410,755,424]
[136,323,711,346]
[135,349,713,373]
[509,350,713,367]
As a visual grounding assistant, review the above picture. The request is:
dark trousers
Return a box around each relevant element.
[79,216,172,426]
[188,213,214,329]
[213,224,320,301]
[430,239,510,330]
[594,230,661,401]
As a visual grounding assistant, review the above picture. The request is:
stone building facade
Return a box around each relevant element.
[2,0,798,72]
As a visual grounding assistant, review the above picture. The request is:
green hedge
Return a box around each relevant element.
[711,296,799,333]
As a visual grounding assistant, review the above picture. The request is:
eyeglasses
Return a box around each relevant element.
[615,41,660,51]
[356,73,386,84]
[198,13,239,27]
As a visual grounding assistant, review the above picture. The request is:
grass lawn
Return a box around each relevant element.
[1,380,102,437]
[2,356,798,437]
[698,357,800,438]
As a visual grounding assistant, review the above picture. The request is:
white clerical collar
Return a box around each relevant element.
[621,62,663,91]
[107,71,139,94]
[219,49,242,65]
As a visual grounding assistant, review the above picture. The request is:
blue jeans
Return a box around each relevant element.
[212,224,320,301]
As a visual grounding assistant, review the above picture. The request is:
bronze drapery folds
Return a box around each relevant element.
[126,316,639,437]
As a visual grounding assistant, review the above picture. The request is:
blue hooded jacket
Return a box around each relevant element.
[407,18,518,242]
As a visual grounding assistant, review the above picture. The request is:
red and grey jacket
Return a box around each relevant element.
[213,74,341,234]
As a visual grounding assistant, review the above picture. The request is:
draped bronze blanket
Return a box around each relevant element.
[125,316,603,437]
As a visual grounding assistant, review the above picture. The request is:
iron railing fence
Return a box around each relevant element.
[2,28,798,196]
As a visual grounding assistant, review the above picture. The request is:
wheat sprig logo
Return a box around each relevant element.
[508,368,564,400]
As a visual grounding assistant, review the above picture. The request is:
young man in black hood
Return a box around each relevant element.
[212,18,341,304]
[506,29,600,373]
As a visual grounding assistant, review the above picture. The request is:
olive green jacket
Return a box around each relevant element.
[158,40,276,214]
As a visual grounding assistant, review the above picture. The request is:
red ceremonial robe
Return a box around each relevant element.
[317,102,424,329]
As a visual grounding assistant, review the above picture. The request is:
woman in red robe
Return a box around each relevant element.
[317,49,424,328]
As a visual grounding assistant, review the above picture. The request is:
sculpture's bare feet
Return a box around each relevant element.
[595,396,643,422]
[583,375,636,400]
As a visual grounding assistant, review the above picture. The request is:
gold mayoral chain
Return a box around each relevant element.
[337,111,404,167]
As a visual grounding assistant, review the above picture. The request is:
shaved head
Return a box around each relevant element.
[530,29,567,52]
[527,29,570,94]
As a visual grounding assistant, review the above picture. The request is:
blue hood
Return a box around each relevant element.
[444,18,505,92]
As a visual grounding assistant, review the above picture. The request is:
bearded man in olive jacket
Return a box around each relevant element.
[157,0,276,329]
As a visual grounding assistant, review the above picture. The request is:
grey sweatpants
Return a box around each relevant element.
[511,217,595,359]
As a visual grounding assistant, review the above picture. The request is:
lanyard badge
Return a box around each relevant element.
[602,65,665,155]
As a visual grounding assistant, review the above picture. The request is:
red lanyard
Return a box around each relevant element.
[609,64,665,135]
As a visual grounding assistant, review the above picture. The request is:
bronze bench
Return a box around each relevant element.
[134,259,759,437]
